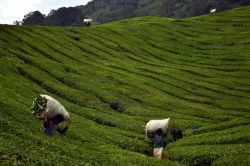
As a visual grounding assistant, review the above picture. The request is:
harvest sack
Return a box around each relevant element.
[146,118,170,136]
[31,94,70,120]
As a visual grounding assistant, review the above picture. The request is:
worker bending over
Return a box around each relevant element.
[31,94,71,135]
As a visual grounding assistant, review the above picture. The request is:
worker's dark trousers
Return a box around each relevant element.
[44,114,68,135]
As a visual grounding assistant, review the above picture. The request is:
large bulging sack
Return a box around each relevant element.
[146,118,170,136]
[31,94,70,121]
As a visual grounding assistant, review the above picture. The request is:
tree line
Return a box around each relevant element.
[16,6,84,26]
[17,0,250,26]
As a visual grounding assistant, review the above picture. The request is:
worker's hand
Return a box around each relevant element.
[63,126,69,131]
[57,126,68,134]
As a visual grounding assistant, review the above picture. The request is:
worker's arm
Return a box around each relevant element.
[56,118,71,134]
[41,111,48,122]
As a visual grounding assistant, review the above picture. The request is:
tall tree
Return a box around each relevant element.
[43,7,84,26]
[22,11,45,25]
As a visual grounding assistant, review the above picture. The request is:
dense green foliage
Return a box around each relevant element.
[1,6,250,165]
[22,11,46,25]
[161,0,250,17]
[83,0,250,23]
[22,7,84,26]
[21,0,250,25]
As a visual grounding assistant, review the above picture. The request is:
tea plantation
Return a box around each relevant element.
[0,6,249,165]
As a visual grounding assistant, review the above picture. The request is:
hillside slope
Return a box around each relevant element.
[1,6,250,165]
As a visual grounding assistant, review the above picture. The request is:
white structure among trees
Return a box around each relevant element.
[83,19,93,27]
[210,8,216,14]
